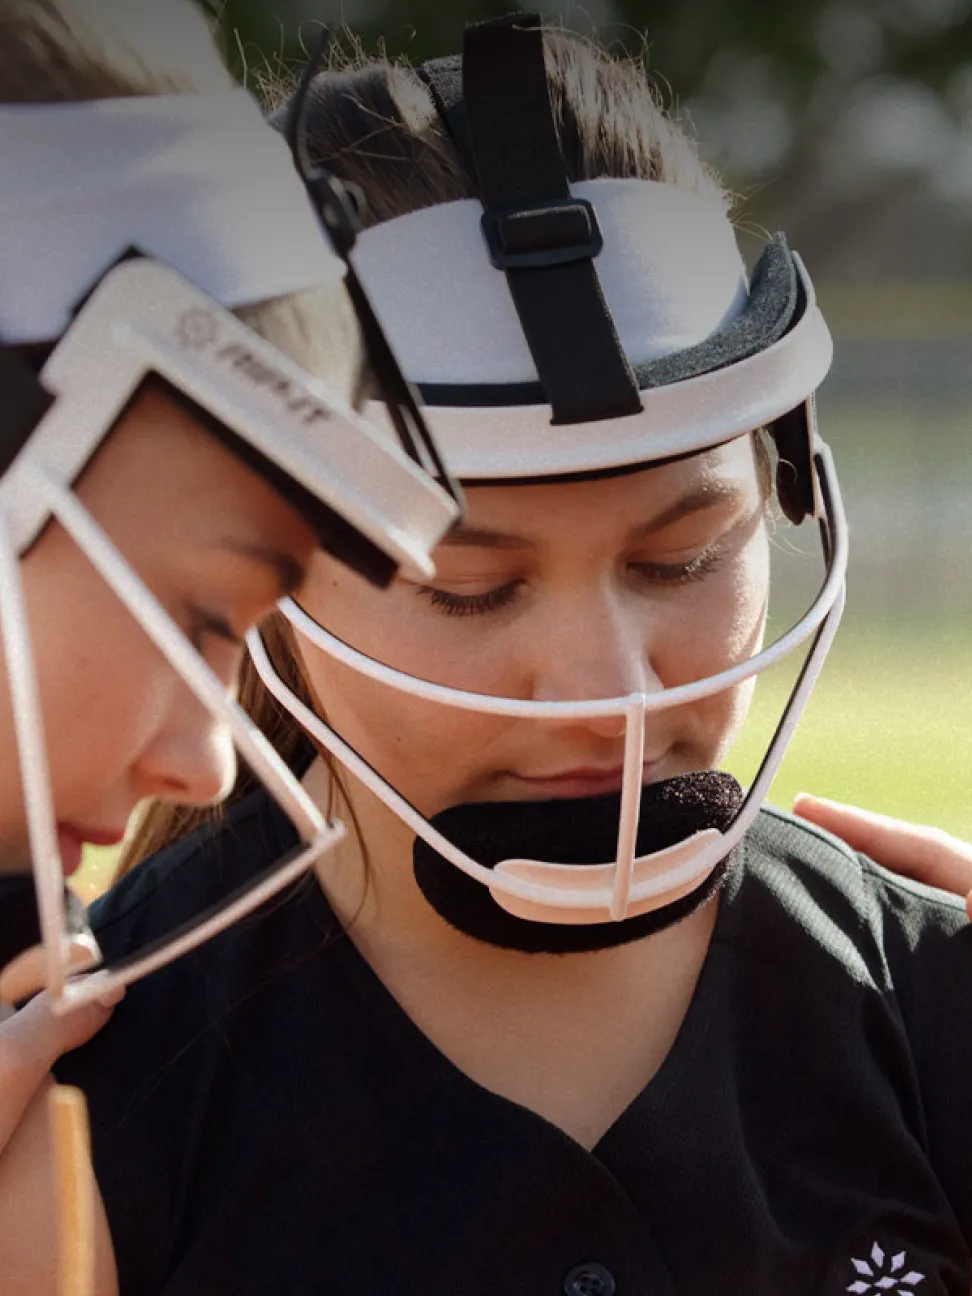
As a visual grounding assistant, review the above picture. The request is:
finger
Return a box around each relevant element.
[2,988,122,1071]
[0,991,120,1155]
[793,793,972,898]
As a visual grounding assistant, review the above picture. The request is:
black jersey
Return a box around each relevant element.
[54,790,972,1296]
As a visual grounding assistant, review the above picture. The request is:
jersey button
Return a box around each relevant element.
[563,1261,617,1296]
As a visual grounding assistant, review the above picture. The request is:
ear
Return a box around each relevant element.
[770,397,819,525]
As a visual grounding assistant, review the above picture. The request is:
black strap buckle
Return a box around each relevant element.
[481,197,603,270]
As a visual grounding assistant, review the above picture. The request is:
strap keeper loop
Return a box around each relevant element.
[481,197,603,270]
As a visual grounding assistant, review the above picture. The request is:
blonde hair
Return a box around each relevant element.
[0,0,231,101]
[118,26,741,879]
[0,0,366,384]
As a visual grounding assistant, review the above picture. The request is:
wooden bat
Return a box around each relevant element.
[47,1084,95,1296]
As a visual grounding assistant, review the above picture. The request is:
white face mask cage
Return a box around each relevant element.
[248,439,848,929]
[0,461,346,1012]
[0,255,462,1011]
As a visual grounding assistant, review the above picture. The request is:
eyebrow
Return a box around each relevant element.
[219,540,307,596]
[439,481,749,552]
[439,525,536,551]
[627,482,750,540]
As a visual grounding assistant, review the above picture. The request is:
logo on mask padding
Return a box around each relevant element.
[175,307,218,351]
[173,310,332,428]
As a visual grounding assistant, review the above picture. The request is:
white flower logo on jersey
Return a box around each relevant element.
[846,1242,925,1292]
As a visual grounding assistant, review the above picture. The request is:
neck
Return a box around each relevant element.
[302,755,720,1147]
[305,754,717,1000]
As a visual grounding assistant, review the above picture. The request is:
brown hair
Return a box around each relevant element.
[117,26,746,879]
[283,31,726,226]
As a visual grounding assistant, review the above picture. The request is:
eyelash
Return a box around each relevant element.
[419,582,523,618]
[417,547,725,619]
[630,547,724,588]
[186,605,241,652]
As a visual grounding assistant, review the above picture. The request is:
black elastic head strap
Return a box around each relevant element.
[283,31,462,508]
[420,14,642,426]
[418,17,816,524]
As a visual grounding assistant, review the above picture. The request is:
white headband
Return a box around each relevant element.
[0,89,343,344]
[351,179,749,386]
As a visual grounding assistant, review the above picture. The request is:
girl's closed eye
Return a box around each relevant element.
[184,604,243,657]
[415,579,524,618]
[629,544,726,587]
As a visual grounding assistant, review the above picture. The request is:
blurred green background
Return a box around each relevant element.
[79,0,972,895]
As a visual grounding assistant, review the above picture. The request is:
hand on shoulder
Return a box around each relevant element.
[793,793,972,920]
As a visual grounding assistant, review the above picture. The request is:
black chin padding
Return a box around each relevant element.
[0,874,93,971]
[142,375,396,590]
[413,772,743,953]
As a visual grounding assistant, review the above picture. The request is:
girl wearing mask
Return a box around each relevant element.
[18,14,972,1296]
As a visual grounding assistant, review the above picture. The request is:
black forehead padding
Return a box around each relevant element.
[0,346,55,479]
[634,234,799,389]
[0,874,91,972]
[145,375,396,589]
[413,771,743,953]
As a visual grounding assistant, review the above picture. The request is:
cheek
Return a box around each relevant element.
[654,534,769,768]
[16,546,174,810]
[296,639,514,817]
[658,533,769,688]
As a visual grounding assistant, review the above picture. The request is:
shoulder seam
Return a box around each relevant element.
[759,803,860,867]
[760,805,965,914]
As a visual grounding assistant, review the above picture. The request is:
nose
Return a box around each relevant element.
[529,585,662,733]
[134,686,237,807]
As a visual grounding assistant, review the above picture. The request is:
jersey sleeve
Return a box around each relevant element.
[863,858,972,1246]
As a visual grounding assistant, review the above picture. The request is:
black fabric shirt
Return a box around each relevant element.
[54,791,972,1296]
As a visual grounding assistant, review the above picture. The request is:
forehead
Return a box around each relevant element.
[450,437,762,544]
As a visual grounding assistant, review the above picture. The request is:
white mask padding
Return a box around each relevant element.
[249,441,848,927]
[0,89,344,344]
[0,461,346,1012]
[352,179,748,385]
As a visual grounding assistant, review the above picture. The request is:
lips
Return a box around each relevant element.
[508,761,660,800]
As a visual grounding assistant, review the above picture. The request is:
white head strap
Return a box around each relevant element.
[0,89,344,343]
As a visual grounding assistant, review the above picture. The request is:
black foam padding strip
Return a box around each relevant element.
[413,771,743,953]
[144,375,396,589]
[632,235,798,388]
[0,874,91,970]
[0,346,54,479]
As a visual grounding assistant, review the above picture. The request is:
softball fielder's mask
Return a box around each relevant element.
[0,84,460,1007]
[251,13,848,954]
